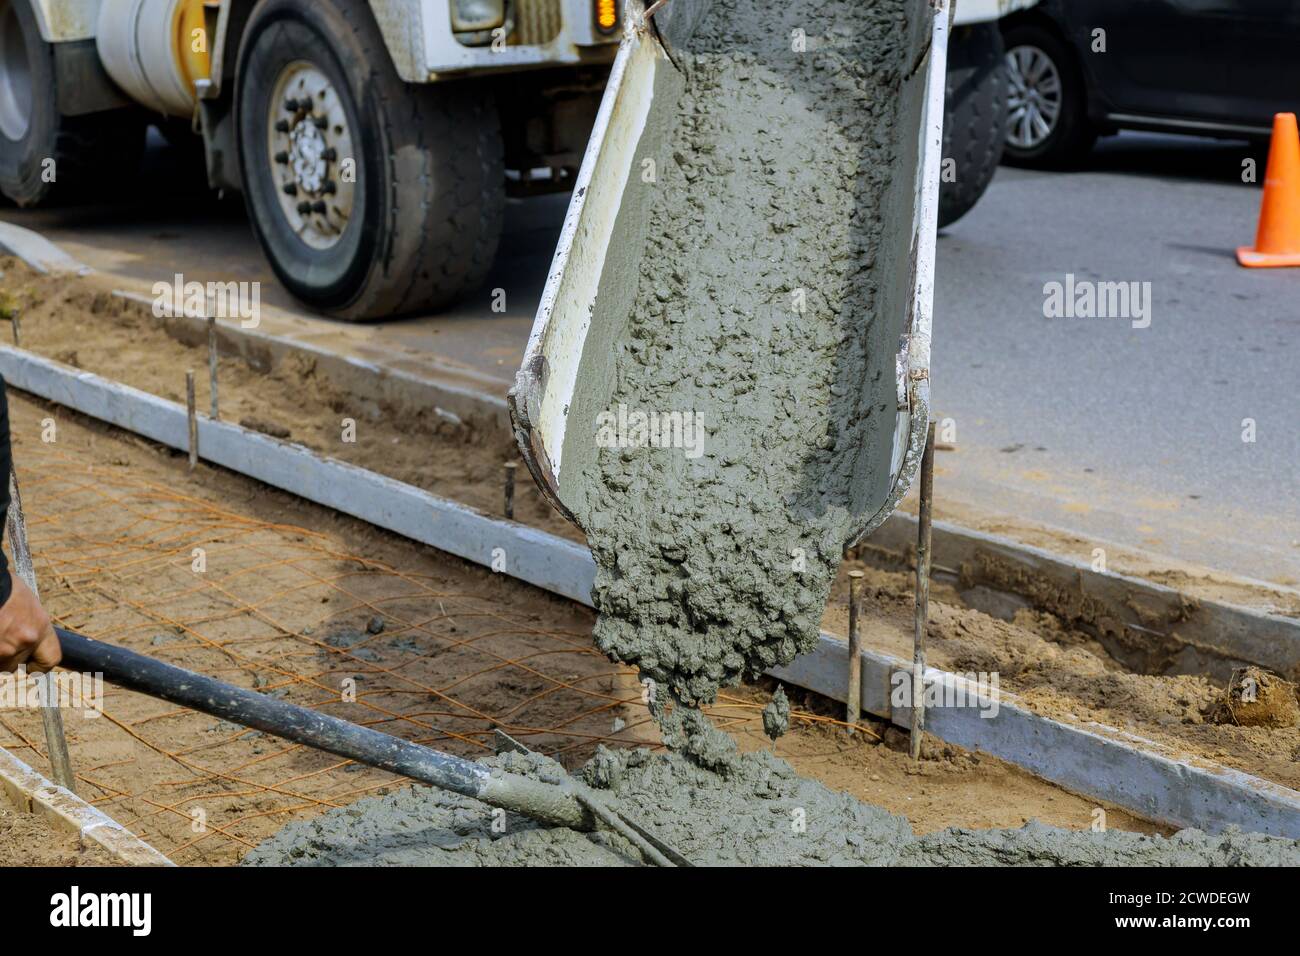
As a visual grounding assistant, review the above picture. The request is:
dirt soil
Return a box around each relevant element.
[0,258,579,543]
[0,802,122,866]
[905,492,1300,619]
[824,562,1300,792]
[722,680,1168,837]
[1210,667,1300,729]
[0,390,1172,864]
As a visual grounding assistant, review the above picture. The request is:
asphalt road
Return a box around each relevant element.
[933,133,1298,587]
[2,131,1296,586]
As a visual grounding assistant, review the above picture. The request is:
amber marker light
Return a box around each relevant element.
[595,0,618,34]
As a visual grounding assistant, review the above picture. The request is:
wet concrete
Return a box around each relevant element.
[577,0,911,706]
[244,720,1300,867]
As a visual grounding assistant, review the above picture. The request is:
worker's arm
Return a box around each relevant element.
[0,375,59,673]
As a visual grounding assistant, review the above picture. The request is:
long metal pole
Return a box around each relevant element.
[909,421,936,762]
[846,569,864,733]
[503,462,517,520]
[186,370,198,472]
[6,472,76,793]
[53,626,594,831]
[207,317,219,421]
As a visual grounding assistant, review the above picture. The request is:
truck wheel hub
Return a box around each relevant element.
[290,122,328,192]
[266,61,356,251]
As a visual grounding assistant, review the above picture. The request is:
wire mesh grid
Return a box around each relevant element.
[0,434,678,864]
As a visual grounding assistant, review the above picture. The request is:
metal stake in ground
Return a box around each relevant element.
[9,308,19,348]
[6,472,76,793]
[503,462,517,520]
[909,421,937,762]
[207,317,219,420]
[846,569,864,733]
[186,370,198,473]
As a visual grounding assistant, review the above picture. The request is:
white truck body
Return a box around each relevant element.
[27,0,1040,74]
[952,0,1037,27]
[31,0,619,99]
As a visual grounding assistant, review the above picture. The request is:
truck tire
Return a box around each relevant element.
[1001,21,1096,168]
[0,0,144,206]
[236,0,505,320]
[939,22,1007,229]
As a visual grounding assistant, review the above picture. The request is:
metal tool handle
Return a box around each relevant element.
[54,627,592,831]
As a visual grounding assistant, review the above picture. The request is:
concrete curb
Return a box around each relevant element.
[772,634,1300,838]
[0,222,92,276]
[0,745,174,866]
[869,513,1300,681]
[110,288,512,435]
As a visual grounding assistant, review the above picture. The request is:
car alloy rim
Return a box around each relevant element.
[0,1,33,142]
[266,61,356,251]
[1005,44,1062,150]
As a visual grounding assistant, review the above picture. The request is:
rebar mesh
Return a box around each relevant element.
[0,433,673,863]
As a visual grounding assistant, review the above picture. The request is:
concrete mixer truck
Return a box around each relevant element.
[0,0,1030,319]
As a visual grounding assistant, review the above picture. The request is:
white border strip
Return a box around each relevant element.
[0,746,174,866]
[0,347,594,604]
[0,222,92,276]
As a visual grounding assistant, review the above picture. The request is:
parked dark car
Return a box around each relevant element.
[999,0,1300,166]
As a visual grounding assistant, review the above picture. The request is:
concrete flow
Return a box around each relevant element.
[577,0,908,706]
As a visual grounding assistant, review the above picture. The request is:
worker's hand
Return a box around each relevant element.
[0,578,60,673]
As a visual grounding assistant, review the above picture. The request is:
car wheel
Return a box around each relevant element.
[1001,22,1095,168]
[0,0,145,206]
[236,0,505,320]
[939,22,1007,229]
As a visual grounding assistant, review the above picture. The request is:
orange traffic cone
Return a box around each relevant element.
[1238,112,1300,267]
